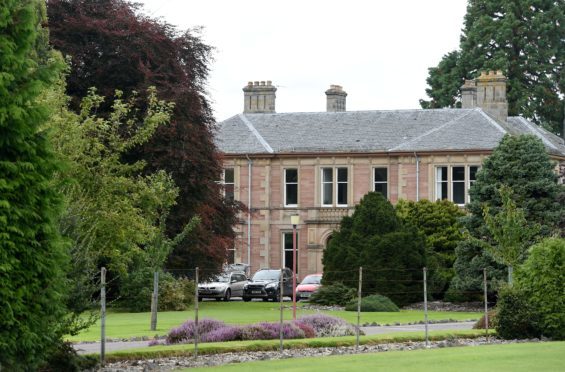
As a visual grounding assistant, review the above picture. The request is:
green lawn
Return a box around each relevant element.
[69,301,479,342]
[186,342,565,372]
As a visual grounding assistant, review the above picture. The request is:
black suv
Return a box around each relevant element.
[242,268,293,302]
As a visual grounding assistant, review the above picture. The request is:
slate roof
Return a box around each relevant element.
[216,108,565,157]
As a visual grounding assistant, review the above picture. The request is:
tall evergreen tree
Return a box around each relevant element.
[421,0,564,136]
[47,0,242,274]
[0,1,69,368]
[450,135,565,298]
[323,193,426,306]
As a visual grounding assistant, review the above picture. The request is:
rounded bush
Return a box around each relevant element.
[345,294,399,312]
[515,238,564,340]
[119,270,195,312]
[166,318,226,344]
[309,283,356,306]
[495,285,541,339]
[297,314,356,337]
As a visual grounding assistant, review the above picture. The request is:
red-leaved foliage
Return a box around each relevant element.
[47,0,243,275]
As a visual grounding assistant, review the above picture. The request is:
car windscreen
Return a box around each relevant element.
[213,275,230,283]
[252,270,279,281]
[301,275,321,284]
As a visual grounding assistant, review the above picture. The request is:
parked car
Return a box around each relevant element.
[296,273,322,300]
[242,268,293,302]
[198,271,248,301]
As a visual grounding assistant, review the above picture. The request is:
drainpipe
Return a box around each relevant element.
[414,152,420,201]
[246,154,252,272]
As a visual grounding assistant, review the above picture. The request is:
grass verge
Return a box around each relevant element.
[101,329,487,362]
[69,301,479,342]
[185,342,565,372]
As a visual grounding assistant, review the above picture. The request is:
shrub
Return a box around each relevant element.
[167,320,312,344]
[515,238,565,340]
[159,276,195,311]
[297,314,356,337]
[166,319,225,344]
[118,270,195,312]
[200,326,242,343]
[344,294,399,312]
[495,285,540,339]
[309,283,356,306]
[293,321,316,338]
[473,310,497,330]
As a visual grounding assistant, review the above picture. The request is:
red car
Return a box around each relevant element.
[296,273,322,300]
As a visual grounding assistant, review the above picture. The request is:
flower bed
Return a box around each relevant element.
[161,314,358,345]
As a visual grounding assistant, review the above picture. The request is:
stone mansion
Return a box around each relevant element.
[216,72,565,279]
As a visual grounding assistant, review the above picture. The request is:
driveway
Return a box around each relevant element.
[74,321,476,355]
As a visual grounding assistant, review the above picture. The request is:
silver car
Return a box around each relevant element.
[198,271,248,301]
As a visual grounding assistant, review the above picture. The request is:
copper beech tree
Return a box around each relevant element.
[47,0,242,275]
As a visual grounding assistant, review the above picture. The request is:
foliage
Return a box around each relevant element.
[421,0,564,135]
[309,283,356,306]
[41,342,98,372]
[323,192,426,306]
[515,238,565,340]
[495,285,541,339]
[473,309,497,330]
[47,0,243,276]
[482,185,539,283]
[166,318,226,344]
[451,135,564,297]
[448,238,506,302]
[396,199,465,299]
[166,319,311,344]
[419,50,463,109]
[159,276,196,312]
[296,314,356,337]
[118,269,195,312]
[47,80,184,312]
[0,1,71,369]
[345,295,399,312]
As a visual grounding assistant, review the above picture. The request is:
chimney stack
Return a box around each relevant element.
[243,81,277,113]
[325,85,347,112]
[461,70,508,122]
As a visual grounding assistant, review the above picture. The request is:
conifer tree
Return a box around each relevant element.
[323,193,426,306]
[0,1,69,368]
[421,0,564,136]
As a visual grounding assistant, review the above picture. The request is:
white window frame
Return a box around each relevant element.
[320,167,349,207]
[435,165,480,205]
[284,168,298,207]
[435,166,448,201]
[336,167,348,207]
[372,167,388,198]
[282,231,299,275]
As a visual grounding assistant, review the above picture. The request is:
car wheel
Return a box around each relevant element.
[243,296,251,302]
[272,292,280,302]
[223,289,231,302]
[198,297,202,302]
[262,297,269,302]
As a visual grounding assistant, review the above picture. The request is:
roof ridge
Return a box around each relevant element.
[238,114,274,153]
[388,110,475,151]
[240,108,474,116]
[516,117,558,150]
[475,108,507,134]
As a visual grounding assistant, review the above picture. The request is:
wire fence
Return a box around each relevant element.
[96,266,493,366]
